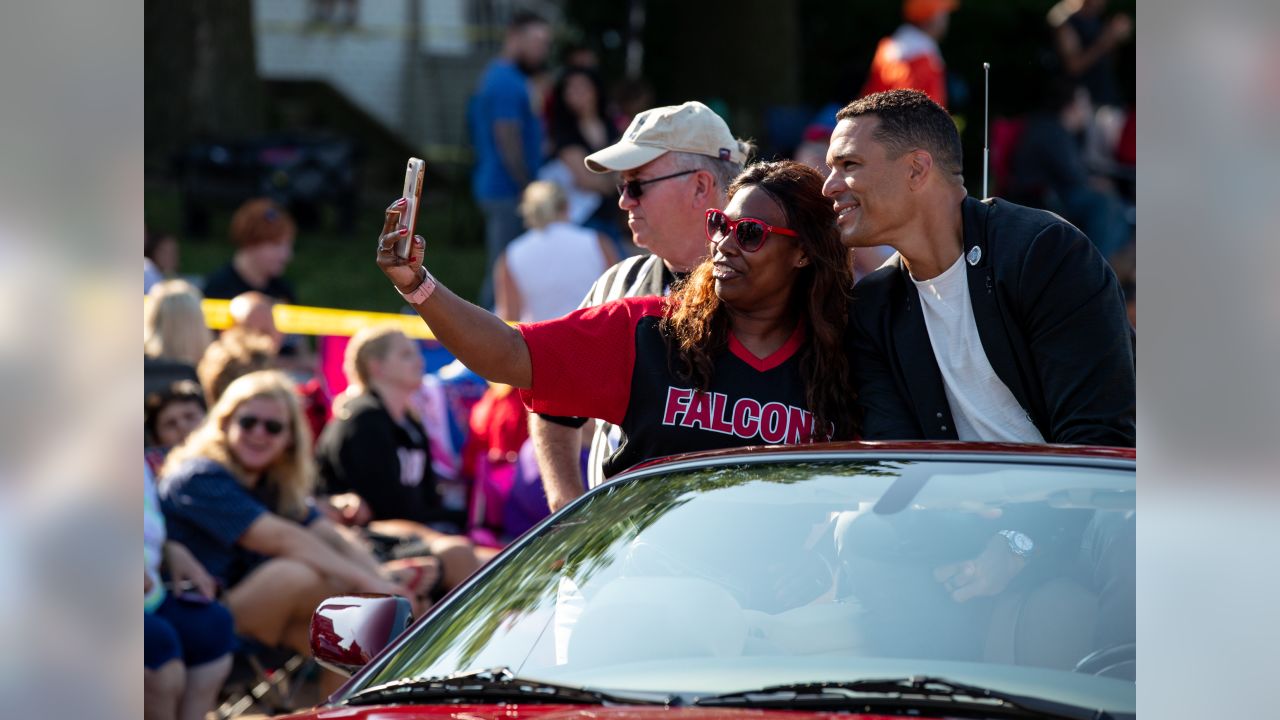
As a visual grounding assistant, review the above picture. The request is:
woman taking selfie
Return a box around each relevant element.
[376,160,857,478]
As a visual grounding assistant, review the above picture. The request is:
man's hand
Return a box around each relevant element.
[164,541,219,599]
[932,533,1028,603]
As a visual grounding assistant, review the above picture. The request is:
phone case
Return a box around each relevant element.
[398,158,426,258]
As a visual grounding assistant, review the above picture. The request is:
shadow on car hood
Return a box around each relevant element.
[286,703,910,720]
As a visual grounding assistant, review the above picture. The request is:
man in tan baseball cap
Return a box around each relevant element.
[580,100,750,272]
[584,101,749,173]
[531,101,752,511]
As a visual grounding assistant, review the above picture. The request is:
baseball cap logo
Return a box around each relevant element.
[627,115,649,141]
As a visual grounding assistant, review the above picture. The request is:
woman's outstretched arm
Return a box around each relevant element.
[376,198,532,388]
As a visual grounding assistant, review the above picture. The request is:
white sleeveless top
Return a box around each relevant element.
[506,221,608,322]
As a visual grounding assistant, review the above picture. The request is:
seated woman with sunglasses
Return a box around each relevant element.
[158,370,436,676]
[377,160,857,479]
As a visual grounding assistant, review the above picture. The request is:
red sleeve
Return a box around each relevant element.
[860,41,947,109]
[904,55,947,108]
[860,40,895,98]
[516,296,661,424]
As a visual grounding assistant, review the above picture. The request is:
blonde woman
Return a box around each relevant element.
[144,279,214,366]
[159,371,430,667]
[493,180,618,322]
[317,327,494,592]
[144,279,215,399]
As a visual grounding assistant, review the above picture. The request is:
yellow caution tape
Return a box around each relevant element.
[147,296,519,340]
[199,298,442,339]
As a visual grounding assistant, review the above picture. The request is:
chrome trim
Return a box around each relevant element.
[606,450,1135,487]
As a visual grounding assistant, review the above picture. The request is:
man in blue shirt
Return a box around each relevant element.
[470,10,552,307]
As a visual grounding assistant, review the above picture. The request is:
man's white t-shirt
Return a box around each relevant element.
[911,256,1045,443]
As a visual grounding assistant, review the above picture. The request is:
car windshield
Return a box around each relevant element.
[345,457,1134,714]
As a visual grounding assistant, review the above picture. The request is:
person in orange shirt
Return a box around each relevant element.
[861,0,958,109]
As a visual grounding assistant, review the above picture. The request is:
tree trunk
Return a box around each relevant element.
[644,0,800,144]
[145,0,264,172]
[189,0,265,137]
[144,0,198,170]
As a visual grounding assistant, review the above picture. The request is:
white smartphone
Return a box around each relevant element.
[397,157,426,258]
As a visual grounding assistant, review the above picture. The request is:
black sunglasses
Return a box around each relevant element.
[616,169,697,199]
[705,209,798,253]
[235,414,286,436]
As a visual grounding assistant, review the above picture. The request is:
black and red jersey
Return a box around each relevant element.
[518,296,824,478]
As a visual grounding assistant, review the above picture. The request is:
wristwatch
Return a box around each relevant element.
[397,267,437,304]
[998,530,1035,558]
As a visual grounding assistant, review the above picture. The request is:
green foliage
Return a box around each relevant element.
[145,183,488,311]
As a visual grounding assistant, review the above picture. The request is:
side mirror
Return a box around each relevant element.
[310,594,413,677]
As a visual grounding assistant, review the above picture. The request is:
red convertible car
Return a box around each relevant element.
[283,442,1136,720]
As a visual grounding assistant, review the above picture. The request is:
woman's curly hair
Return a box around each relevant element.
[661,160,858,440]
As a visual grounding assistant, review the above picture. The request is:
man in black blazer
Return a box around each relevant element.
[824,90,1134,447]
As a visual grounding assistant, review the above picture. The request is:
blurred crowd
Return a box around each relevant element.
[142,194,571,716]
[456,0,1135,324]
[142,1,1134,717]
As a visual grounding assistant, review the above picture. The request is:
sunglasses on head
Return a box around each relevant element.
[705,209,798,253]
[235,414,286,436]
[616,169,697,199]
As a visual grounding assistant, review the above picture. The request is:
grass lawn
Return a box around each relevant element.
[146,182,489,313]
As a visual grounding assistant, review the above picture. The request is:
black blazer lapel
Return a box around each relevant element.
[888,258,957,440]
[962,198,1038,431]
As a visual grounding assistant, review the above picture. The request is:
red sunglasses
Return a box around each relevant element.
[705,209,798,252]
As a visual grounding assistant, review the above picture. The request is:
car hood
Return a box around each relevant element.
[281,704,911,720]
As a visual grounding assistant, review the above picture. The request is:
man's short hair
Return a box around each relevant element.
[509,9,548,31]
[837,90,963,180]
[197,330,278,406]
